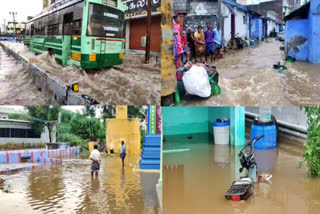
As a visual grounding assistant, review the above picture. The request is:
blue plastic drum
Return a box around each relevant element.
[251,120,277,149]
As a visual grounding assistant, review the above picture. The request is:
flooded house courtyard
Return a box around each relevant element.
[163,135,320,214]
[162,106,320,214]
[0,154,160,214]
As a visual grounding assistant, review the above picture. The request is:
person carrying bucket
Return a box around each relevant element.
[120,141,126,167]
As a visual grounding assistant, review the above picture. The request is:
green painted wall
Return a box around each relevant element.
[162,107,209,135]
[163,107,245,146]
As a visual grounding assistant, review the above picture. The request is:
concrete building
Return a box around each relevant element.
[246,1,284,37]
[124,0,161,53]
[173,0,250,43]
[223,0,249,41]
[248,10,263,42]
[6,22,26,35]
[0,108,55,145]
[284,0,320,64]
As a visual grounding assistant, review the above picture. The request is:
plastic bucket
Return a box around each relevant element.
[250,40,255,46]
[213,121,230,145]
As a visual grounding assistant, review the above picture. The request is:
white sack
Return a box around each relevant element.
[182,65,211,98]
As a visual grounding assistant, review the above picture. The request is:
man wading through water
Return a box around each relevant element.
[90,144,101,178]
[120,141,126,167]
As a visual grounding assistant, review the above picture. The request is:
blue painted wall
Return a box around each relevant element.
[251,18,262,42]
[309,0,320,64]
[285,19,309,61]
[285,0,320,64]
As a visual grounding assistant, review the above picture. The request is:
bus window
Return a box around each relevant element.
[31,24,34,36]
[48,25,53,36]
[87,3,124,38]
[63,13,73,35]
[74,2,84,20]
[73,20,81,36]
[53,24,59,35]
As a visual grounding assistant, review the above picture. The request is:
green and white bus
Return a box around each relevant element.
[25,0,125,69]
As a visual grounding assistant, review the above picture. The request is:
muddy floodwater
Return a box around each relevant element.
[0,46,49,105]
[181,38,320,106]
[0,154,160,214]
[163,135,320,214]
[0,42,160,105]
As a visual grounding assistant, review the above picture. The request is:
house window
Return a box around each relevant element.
[243,15,246,24]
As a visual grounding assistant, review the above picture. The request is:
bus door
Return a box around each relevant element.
[99,40,106,67]
[62,12,73,65]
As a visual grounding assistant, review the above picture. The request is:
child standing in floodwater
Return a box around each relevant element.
[90,145,101,178]
[120,141,126,167]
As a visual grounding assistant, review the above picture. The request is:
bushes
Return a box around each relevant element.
[57,133,82,147]
[300,107,320,176]
[0,142,45,151]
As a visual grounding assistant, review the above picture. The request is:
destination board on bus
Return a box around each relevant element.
[123,0,161,19]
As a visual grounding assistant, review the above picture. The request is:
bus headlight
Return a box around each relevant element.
[119,53,123,59]
[89,54,96,62]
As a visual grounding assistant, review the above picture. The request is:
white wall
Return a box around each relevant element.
[223,4,232,42]
[266,11,278,36]
[0,113,9,120]
[235,9,248,38]
[223,4,248,42]
[125,21,130,49]
[246,107,308,128]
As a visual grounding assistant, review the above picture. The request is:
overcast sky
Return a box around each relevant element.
[0,0,43,25]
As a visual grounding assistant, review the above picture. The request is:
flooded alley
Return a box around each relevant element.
[0,154,160,214]
[0,46,49,105]
[163,135,320,214]
[0,42,160,105]
[180,39,320,106]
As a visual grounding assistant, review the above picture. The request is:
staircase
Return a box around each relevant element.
[139,134,161,170]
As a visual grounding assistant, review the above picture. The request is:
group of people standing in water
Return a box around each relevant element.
[173,15,222,68]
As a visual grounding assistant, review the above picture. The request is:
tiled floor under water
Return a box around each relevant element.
[0,155,160,214]
[163,135,320,214]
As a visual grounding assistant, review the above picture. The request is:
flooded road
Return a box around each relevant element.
[0,46,49,105]
[181,39,320,106]
[0,42,160,105]
[163,135,320,214]
[0,154,160,214]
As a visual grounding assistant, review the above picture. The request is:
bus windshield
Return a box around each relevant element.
[87,3,124,38]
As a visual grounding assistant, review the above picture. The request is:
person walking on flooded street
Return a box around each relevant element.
[90,145,101,178]
[120,141,126,167]
[205,23,215,63]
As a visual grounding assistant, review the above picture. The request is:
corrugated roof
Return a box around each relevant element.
[223,0,248,12]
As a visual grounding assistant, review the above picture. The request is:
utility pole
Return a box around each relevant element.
[9,11,17,38]
[145,0,152,64]
[218,0,224,45]
[2,19,5,34]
